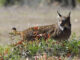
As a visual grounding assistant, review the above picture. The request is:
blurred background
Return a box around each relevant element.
[0,0,80,45]
[0,0,79,8]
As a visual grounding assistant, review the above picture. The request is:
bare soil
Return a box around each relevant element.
[0,6,80,45]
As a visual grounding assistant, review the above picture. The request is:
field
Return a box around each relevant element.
[0,6,80,60]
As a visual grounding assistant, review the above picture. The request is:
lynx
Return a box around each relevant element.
[11,11,71,41]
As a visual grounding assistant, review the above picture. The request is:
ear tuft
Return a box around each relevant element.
[68,11,71,17]
[57,11,62,17]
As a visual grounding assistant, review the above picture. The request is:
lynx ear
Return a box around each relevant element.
[57,11,62,17]
[68,11,71,17]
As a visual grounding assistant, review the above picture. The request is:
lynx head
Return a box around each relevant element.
[57,11,71,31]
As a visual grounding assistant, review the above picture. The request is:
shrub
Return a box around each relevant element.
[0,33,80,60]
[0,0,6,6]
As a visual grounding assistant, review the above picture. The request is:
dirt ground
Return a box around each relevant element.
[0,5,80,45]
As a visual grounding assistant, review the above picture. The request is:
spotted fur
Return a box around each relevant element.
[12,11,71,41]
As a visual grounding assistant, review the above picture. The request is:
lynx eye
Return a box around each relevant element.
[62,17,66,22]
